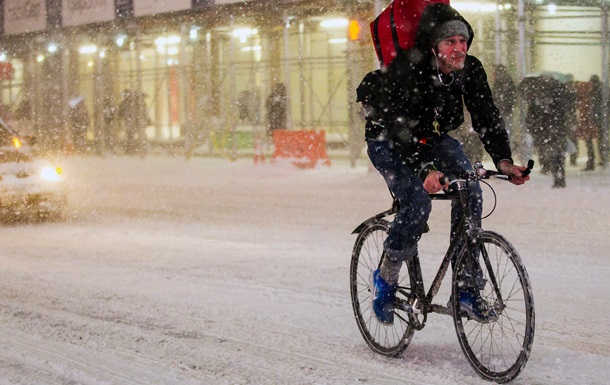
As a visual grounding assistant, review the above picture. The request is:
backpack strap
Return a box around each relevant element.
[389,2,401,59]
[372,16,384,65]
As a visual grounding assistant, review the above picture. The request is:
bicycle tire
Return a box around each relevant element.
[451,231,535,383]
[350,220,415,357]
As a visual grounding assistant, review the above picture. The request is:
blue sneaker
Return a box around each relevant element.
[370,269,397,324]
[457,290,498,324]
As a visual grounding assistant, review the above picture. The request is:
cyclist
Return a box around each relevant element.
[357,3,530,324]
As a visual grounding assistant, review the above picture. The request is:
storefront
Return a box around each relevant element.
[0,0,607,164]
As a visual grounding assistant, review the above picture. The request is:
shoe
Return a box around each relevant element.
[453,290,498,324]
[370,269,396,324]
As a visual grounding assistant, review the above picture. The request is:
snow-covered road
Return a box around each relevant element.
[0,155,608,384]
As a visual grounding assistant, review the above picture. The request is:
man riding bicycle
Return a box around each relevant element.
[357,3,530,324]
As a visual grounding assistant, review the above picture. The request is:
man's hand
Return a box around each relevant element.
[498,160,530,185]
[423,170,449,193]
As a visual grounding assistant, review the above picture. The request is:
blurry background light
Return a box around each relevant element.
[155,36,182,51]
[232,28,258,43]
[348,19,362,41]
[452,2,497,12]
[241,45,262,51]
[47,43,58,53]
[79,45,97,54]
[320,18,348,29]
[167,35,181,44]
[116,35,126,47]
[329,38,347,44]
[40,166,60,181]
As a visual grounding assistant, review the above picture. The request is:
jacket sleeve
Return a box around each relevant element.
[463,58,514,169]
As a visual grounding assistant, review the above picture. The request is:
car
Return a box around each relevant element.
[0,117,67,220]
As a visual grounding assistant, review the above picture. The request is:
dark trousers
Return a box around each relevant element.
[367,134,482,262]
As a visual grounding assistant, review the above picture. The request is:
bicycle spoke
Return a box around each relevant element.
[350,221,415,357]
[453,231,534,382]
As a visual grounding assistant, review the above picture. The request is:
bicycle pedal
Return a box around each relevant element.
[394,299,421,314]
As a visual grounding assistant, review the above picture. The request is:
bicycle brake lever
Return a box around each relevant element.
[504,159,534,182]
[521,159,535,178]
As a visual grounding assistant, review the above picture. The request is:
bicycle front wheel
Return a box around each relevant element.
[350,220,415,357]
[452,231,535,383]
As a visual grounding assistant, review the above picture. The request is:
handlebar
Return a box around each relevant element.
[430,159,534,219]
[480,159,534,181]
[440,159,534,185]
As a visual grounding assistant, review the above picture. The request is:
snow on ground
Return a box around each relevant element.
[0,154,609,385]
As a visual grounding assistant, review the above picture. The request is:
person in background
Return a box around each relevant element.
[266,83,288,134]
[578,75,604,171]
[118,90,150,156]
[265,83,288,153]
[491,65,516,139]
[520,75,569,187]
[564,75,579,166]
[237,90,253,124]
[102,95,117,154]
[68,96,90,154]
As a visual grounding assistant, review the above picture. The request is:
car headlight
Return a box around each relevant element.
[40,166,62,181]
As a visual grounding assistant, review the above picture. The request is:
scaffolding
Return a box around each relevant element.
[0,0,607,165]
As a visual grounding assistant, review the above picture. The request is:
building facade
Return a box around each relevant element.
[0,0,607,164]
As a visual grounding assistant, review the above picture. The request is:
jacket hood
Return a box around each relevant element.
[415,3,474,52]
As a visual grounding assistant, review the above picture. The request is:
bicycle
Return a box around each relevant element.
[350,161,535,383]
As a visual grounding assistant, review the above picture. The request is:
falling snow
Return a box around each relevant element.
[0,155,608,384]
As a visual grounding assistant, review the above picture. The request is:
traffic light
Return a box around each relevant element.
[348,19,362,41]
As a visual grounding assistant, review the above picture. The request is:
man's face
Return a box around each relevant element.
[435,35,468,74]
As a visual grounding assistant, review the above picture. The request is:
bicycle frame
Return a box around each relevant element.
[420,181,482,317]
[354,175,500,330]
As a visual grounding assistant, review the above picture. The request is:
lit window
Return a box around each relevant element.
[79,45,97,54]
[320,19,348,29]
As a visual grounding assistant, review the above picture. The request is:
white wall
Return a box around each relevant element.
[534,6,602,81]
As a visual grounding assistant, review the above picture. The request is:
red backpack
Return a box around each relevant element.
[370,0,450,67]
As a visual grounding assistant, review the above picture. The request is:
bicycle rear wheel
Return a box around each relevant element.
[452,231,535,383]
[350,220,415,357]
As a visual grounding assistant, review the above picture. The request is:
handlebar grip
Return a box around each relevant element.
[521,159,535,177]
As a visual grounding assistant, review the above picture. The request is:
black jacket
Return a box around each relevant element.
[361,3,513,175]
[519,75,569,151]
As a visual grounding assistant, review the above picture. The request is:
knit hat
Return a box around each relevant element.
[430,19,470,48]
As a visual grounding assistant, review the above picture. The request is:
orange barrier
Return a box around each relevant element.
[272,130,331,168]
